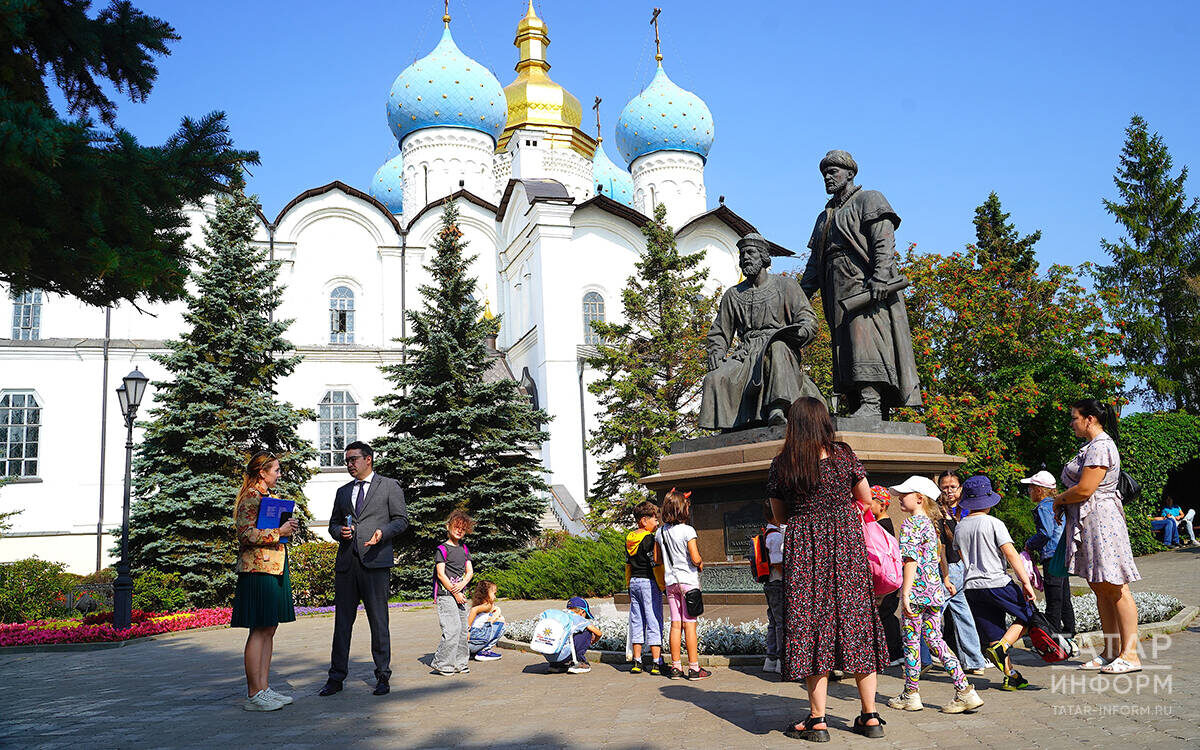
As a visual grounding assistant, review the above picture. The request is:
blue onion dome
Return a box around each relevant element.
[385,25,508,146]
[615,63,714,166]
[369,154,404,214]
[592,142,633,206]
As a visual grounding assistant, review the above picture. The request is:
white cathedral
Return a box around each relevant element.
[0,3,799,572]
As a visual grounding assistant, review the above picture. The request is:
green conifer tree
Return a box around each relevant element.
[368,202,548,596]
[1,0,258,306]
[1097,115,1200,412]
[585,203,719,526]
[973,192,1042,273]
[127,187,315,606]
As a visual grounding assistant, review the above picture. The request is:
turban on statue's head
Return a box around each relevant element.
[819,149,858,176]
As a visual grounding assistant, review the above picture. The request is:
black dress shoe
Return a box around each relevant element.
[318,681,343,696]
[373,679,389,696]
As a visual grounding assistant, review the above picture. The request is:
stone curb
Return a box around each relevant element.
[499,605,1200,667]
[1072,604,1198,651]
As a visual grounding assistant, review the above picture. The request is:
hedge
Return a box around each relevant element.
[289,542,338,607]
[486,529,625,600]
[1120,412,1200,556]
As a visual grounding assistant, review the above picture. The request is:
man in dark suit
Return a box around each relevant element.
[319,440,408,696]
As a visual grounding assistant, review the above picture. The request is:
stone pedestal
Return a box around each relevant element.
[639,419,964,592]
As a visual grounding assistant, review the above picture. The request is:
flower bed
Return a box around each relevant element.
[1070,591,1182,633]
[0,608,232,647]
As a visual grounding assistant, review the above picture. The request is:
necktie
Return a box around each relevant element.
[354,481,367,516]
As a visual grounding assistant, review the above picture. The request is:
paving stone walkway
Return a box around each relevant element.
[1,548,1197,749]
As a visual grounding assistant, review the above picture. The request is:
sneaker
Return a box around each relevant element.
[649,662,663,676]
[888,656,905,667]
[686,667,712,680]
[941,687,984,713]
[457,666,470,674]
[434,667,456,675]
[474,650,502,662]
[984,640,1010,673]
[886,692,923,711]
[665,665,684,680]
[243,689,284,712]
[567,663,592,674]
[630,661,644,674]
[763,657,781,674]
[1001,670,1031,691]
[263,687,293,705]
[964,667,986,676]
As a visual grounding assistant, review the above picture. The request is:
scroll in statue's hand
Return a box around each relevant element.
[868,278,891,304]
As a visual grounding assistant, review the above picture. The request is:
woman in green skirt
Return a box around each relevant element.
[232,451,298,711]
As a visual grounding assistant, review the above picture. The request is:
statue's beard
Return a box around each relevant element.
[741,262,763,278]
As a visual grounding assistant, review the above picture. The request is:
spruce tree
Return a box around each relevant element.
[585,203,719,526]
[1,0,258,307]
[127,187,315,606]
[973,192,1042,273]
[368,201,548,596]
[1097,115,1200,411]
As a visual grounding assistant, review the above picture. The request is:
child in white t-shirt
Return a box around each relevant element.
[655,488,711,681]
[761,499,786,674]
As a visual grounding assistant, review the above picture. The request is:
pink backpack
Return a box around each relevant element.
[860,505,902,596]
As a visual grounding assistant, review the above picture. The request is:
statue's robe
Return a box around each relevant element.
[801,186,922,409]
[699,274,822,430]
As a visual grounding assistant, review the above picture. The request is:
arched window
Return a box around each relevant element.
[582,292,605,346]
[329,286,355,344]
[11,290,42,341]
[1,391,41,477]
[318,390,358,468]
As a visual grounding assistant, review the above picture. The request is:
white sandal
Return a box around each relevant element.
[1100,657,1142,674]
[1079,656,1109,670]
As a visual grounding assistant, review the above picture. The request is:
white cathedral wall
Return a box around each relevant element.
[630,151,707,232]
[400,127,495,217]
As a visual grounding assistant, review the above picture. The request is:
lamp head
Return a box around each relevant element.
[122,368,149,411]
[116,384,130,417]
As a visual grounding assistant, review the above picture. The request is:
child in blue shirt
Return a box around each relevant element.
[1022,471,1076,640]
[544,597,603,674]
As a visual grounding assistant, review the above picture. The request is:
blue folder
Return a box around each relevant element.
[255,497,296,544]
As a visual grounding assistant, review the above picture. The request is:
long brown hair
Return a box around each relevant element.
[774,397,835,496]
[660,489,692,525]
[472,580,497,607]
[234,450,278,520]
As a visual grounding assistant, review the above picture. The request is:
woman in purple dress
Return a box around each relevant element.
[768,397,888,742]
[1052,398,1141,674]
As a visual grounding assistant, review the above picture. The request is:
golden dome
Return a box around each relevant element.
[497,1,596,158]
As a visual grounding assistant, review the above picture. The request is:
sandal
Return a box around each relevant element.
[783,715,830,743]
[1079,655,1110,671]
[852,712,886,739]
[1100,657,1142,674]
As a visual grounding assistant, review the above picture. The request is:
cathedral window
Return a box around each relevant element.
[318,390,358,468]
[582,292,605,346]
[11,290,42,341]
[0,391,41,477]
[329,286,355,344]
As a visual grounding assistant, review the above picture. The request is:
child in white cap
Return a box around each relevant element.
[1022,470,1077,645]
[886,475,984,714]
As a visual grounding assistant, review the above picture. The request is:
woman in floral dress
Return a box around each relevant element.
[768,397,888,741]
[1053,398,1141,674]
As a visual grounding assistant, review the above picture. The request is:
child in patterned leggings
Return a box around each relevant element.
[887,476,984,714]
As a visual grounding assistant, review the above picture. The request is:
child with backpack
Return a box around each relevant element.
[431,510,474,675]
[531,597,603,674]
[758,500,786,674]
[625,500,665,675]
[655,488,711,680]
[955,475,1039,690]
[866,486,906,667]
[467,580,505,662]
[886,476,984,714]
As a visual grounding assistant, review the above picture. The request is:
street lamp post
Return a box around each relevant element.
[112,368,149,630]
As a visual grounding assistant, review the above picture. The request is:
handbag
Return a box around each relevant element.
[660,525,705,618]
[1117,470,1141,504]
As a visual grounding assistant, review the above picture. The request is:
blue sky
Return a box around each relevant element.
[117,0,1199,274]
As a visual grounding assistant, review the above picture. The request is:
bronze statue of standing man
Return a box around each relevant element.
[802,150,922,418]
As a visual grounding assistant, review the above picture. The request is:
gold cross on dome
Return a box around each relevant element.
[442,0,450,24]
[650,8,662,62]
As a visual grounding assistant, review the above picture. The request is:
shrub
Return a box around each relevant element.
[486,530,625,600]
[0,557,72,623]
[131,569,189,613]
[1121,412,1200,555]
[289,542,338,606]
[1064,591,1180,633]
